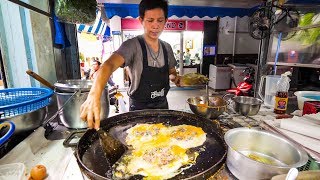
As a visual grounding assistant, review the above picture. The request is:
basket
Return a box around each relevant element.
[0,88,53,119]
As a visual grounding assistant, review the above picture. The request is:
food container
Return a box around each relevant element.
[187,96,227,119]
[232,96,263,116]
[0,163,25,180]
[54,79,109,129]
[303,101,320,115]
[4,107,47,134]
[224,128,308,180]
[294,91,320,110]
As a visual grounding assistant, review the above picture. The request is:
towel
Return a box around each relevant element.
[53,14,71,49]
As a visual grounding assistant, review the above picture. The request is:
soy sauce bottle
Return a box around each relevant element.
[274,71,291,114]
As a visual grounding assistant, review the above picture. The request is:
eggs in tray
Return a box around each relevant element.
[113,123,207,179]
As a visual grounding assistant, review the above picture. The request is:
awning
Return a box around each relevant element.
[77,11,111,39]
[103,3,258,18]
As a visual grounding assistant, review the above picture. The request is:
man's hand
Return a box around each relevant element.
[169,68,181,87]
[80,93,101,130]
[172,75,181,87]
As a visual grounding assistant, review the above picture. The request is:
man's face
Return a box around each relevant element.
[140,8,166,40]
[92,62,100,71]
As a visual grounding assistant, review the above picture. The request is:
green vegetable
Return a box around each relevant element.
[294,13,320,45]
[55,0,97,25]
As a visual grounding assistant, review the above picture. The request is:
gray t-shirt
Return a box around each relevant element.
[115,35,177,96]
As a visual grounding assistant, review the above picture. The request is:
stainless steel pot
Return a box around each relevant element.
[3,107,47,134]
[232,96,263,116]
[224,128,308,180]
[54,79,109,129]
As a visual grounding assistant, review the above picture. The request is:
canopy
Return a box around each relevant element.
[103,3,258,18]
[77,11,111,40]
[78,2,258,37]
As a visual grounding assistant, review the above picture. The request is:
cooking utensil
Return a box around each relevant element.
[187,96,227,119]
[5,106,47,134]
[97,129,127,165]
[232,96,263,116]
[54,80,109,129]
[285,168,298,180]
[26,70,55,90]
[72,110,227,180]
[271,170,320,180]
[54,79,93,93]
[224,128,308,180]
[0,88,53,118]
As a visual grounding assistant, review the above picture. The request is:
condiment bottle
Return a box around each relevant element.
[274,71,291,114]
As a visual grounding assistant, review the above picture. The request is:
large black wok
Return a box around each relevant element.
[75,110,227,180]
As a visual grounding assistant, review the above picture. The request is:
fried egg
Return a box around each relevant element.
[167,125,206,149]
[125,123,168,148]
[114,123,206,180]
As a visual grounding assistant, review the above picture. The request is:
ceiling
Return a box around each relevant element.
[97,0,262,8]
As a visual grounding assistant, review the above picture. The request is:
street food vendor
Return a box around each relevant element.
[80,0,181,129]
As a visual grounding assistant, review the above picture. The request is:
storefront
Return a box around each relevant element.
[121,18,204,75]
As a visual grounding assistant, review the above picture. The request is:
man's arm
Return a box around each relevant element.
[80,53,125,129]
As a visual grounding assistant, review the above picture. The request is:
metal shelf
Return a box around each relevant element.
[267,61,320,68]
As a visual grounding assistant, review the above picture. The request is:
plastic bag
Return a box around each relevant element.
[54,0,97,25]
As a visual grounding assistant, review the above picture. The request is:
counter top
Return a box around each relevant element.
[0,103,318,179]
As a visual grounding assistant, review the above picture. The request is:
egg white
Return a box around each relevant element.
[114,123,206,179]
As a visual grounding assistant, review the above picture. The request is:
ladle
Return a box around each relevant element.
[26,69,54,89]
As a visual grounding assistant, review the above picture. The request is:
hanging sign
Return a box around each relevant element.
[164,20,186,31]
[121,19,186,31]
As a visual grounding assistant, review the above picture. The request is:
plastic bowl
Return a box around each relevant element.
[294,91,320,110]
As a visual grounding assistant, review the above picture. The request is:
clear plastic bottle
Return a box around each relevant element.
[274,71,291,114]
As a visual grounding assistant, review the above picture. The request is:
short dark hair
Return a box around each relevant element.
[139,0,168,20]
[92,60,101,65]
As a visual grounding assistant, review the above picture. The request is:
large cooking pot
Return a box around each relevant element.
[54,80,109,129]
[73,110,227,180]
[224,128,308,180]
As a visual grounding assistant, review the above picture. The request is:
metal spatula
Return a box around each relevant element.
[97,129,127,164]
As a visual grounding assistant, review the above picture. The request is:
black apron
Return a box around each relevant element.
[129,36,170,111]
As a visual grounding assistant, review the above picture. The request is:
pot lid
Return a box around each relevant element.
[54,79,93,92]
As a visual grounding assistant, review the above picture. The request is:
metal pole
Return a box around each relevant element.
[232,17,237,63]
[179,32,184,75]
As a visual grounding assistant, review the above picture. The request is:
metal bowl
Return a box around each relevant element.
[3,107,47,134]
[187,96,227,119]
[224,128,308,179]
[232,96,263,116]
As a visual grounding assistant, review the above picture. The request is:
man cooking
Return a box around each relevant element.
[80,0,181,129]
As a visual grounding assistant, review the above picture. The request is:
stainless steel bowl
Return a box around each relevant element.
[187,96,227,119]
[224,128,308,180]
[3,107,47,134]
[232,96,263,116]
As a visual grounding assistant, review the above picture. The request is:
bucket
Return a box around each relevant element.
[54,80,109,129]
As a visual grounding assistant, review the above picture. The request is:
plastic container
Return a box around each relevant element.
[294,91,320,110]
[0,163,25,180]
[0,88,53,118]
